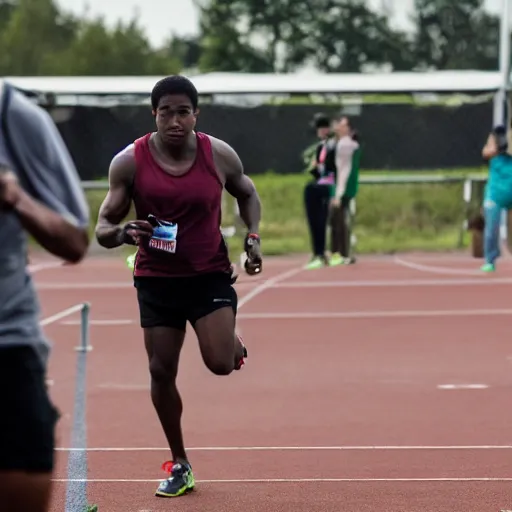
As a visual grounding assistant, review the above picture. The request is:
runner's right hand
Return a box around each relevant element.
[118,220,153,246]
[0,168,22,210]
[244,233,262,276]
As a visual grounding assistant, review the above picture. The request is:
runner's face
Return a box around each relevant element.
[154,94,197,146]
[337,117,350,137]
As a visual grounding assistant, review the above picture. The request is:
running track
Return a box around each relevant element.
[31,253,512,512]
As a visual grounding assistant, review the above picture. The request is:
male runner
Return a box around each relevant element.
[95,75,262,498]
[0,80,90,511]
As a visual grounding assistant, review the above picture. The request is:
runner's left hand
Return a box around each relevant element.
[244,233,262,276]
[0,168,22,210]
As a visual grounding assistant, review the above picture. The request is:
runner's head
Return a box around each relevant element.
[335,115,352,138]
[492,125,508,154]
[151,75,199,147]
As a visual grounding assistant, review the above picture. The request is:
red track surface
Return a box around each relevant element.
[31,253,512,511]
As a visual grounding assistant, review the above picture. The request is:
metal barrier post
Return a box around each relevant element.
[459,178,473,247]
[75,302,92,352]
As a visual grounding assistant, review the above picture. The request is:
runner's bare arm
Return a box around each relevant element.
[482,133,497,160]
[211,137,261,234]
[95,145,137,248]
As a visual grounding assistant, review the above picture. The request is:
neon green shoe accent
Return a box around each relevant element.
[329,253,344,266]
[187,470,196,489]
[480,263,495,272]
[126,252,136,270]
[304,257,324,270]
[155,464,195,498]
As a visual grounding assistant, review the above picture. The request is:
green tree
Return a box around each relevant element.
[196,0,273,72]
[63,16,181,75]
[0,1,181,76]
[167,35,202,71]
[0,0,16,33]
[195,0,415,73]
[0,0,78,75]
[412,0,500,70]
[284,0,415,72]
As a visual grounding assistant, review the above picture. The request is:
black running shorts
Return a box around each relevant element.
[0,346,59,473]
[134,271,238,331]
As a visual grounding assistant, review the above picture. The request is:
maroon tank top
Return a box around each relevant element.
[132,132,231,278]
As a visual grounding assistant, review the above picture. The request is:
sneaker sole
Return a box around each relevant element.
[155,485,195,498]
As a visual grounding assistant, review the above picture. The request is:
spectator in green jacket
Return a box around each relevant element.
[329,115,361,265]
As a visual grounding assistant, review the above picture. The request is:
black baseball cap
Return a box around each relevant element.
[310,113,330,129]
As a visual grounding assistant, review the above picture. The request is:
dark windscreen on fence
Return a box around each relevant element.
[47,99,493,180]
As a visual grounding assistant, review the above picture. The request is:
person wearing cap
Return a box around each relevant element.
[303,113,336,269]
[480,125,512,272]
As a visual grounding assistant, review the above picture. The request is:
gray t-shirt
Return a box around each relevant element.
[0,81,89,367]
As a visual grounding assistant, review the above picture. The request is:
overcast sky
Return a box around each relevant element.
[56,0,506,48]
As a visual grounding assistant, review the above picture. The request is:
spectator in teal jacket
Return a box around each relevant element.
[481,125,512,272]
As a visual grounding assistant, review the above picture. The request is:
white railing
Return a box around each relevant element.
[81,174,489,246]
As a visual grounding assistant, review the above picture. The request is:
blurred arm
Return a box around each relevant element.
[482,133,498,160]
[5,86,90,262]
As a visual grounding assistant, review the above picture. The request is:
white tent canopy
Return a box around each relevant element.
[3,70,512,97]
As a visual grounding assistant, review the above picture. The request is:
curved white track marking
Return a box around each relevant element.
[28,261,63,273]
[237,267,303,309]
[394,256,487,276]
[40,304,86,327]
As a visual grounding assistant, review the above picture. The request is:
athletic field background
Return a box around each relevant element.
[83,169,488,257]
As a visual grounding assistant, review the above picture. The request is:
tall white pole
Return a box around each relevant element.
[496,0,512,245]
[495,0,511,127]
[499,0,511,89]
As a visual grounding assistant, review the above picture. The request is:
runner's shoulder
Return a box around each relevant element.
[205,134,238,157]
[109,143,136,187]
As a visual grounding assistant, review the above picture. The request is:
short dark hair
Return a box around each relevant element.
[494,125,507,136]
[493,124,508,152]
[151,75,199,111]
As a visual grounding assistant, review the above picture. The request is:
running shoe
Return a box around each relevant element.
[235,334,248,370]
[155,461,195,497]
[329,253,344,266]
[305,256,325,270]
[126,251,136,270]
[480,262,495,272]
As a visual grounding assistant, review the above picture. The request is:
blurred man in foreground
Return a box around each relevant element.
[0,80,90,511]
